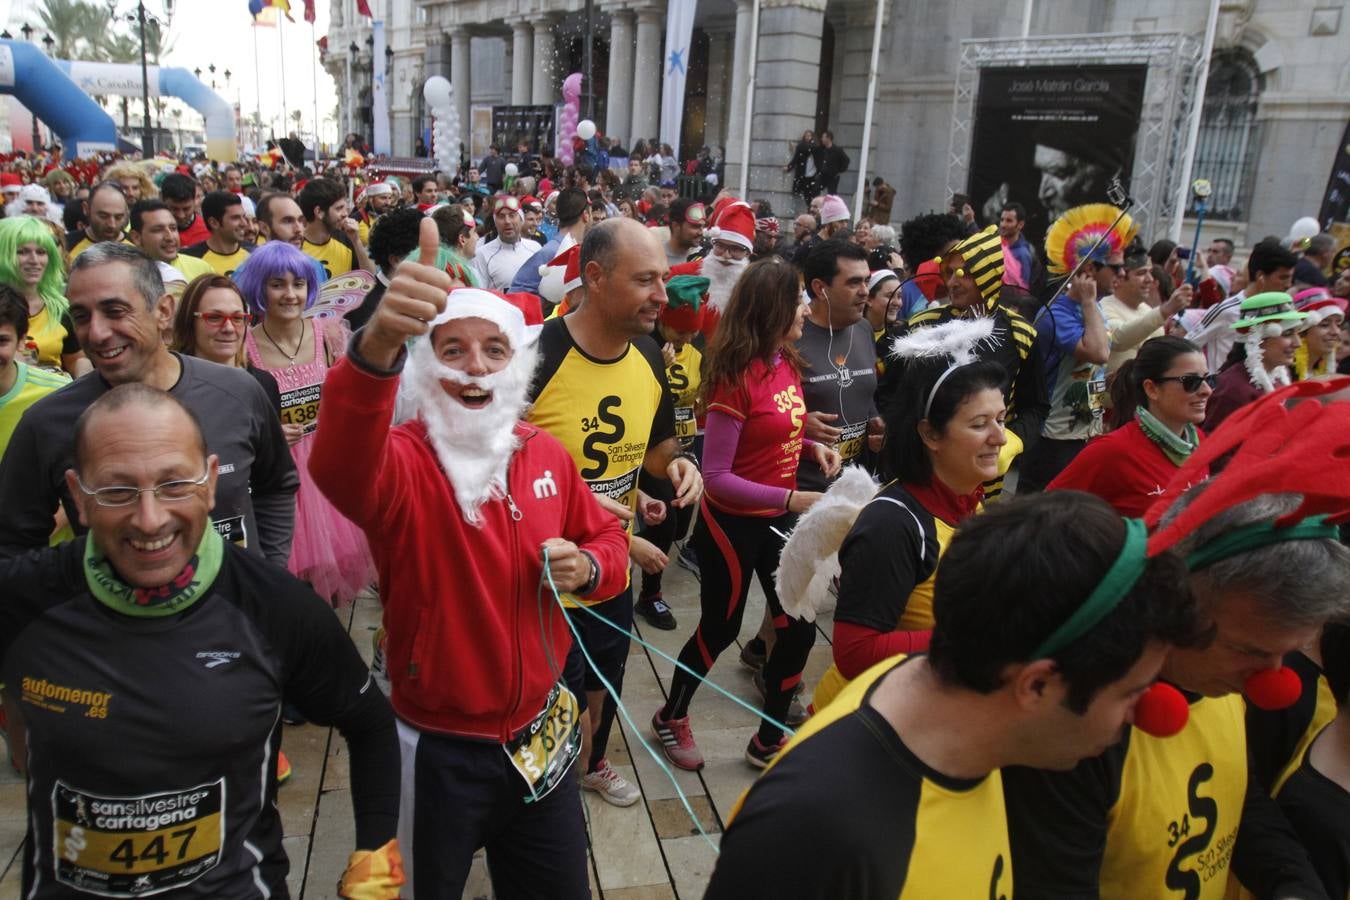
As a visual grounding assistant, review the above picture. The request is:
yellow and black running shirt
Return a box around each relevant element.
[528,321,674,599]
[665,341,702,447]
[1004,692,1323,899]
[707,657,1013,900]
[302,234,355,279]
[181,241,254,279]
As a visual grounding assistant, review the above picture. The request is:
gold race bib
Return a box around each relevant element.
[504,683,581,802]
[53,779,224,896]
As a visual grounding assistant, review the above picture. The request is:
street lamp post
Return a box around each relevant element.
[134,1,154,156]
[20,24,40,152]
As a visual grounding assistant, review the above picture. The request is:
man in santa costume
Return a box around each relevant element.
[311,218,630,900]
[668,198,755,337]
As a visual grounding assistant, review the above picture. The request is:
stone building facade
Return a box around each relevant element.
[327,0,1349,244]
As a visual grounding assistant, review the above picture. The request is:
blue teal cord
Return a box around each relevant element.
[539,547,798,852]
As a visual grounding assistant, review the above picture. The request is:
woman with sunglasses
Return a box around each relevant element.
[1049,336,1211,517]
[653,258,840,771]
[171,274,281,414]
[236,242,375,605]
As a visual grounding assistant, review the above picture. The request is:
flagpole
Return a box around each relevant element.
[736,0,760,198]
[253,22,263,149]
[311,21,320,159]
[851,0,884,222]
[278,14,288,141]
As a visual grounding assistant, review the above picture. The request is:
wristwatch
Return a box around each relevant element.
[577,550,600,596]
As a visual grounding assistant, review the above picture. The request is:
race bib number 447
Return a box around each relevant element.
[53,779,224,897]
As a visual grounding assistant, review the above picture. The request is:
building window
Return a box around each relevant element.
[1192,48,1263,220]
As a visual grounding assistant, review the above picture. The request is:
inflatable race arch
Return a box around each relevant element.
[0,39,237,160]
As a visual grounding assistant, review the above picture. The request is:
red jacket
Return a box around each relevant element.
[311,355,630,741]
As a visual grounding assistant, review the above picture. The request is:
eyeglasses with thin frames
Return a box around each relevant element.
[76,469,211,508]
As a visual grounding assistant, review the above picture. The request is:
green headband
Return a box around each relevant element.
[1033,518,1149,658]
[1185,514,1340,571]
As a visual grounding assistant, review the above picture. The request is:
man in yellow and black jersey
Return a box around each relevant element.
[66,182,131,260]
[1004,488,1350,899]
[903,225,1047,494]
[706,492,1199,899]
[180,190,254,278]
[527,218,702,808]
[298,178,374,279]
[634,276,706,631]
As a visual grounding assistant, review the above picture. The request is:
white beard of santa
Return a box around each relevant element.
[704,253,748,313]
[405,337,540,526]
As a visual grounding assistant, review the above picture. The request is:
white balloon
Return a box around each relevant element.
[505,163,519,177]
[423,76,452,110]
[576,119,596,141]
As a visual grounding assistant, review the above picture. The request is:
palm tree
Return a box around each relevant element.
[29,0,102,60]
[100,31,142,130]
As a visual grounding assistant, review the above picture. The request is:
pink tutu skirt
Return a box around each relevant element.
[288,432,376,603]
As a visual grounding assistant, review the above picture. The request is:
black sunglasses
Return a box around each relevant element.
[1153,373,1216,393]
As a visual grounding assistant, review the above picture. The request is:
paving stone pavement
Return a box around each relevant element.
[0,551,835,899]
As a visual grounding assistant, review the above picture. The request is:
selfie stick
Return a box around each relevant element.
[1054,174,1136,298]
[1184,179,1212,286]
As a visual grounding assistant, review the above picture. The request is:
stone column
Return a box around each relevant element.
[630,6,663,146]
[724,0,754,184]
[510,20,533,106]
[605,10,636,143]
[423,32,449,79]
[703,28,732,153]
[450,28,472,163]
[745,1,825,213]
[531,16,557,106]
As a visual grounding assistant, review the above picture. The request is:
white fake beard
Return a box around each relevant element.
[705,254,748,313]
[405,339,539,526]
[1242,329,1290,395]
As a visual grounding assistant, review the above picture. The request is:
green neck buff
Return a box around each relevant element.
[83,527,223,618]
[1136,408,1200,467]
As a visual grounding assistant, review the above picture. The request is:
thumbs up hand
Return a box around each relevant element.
[360,216,452,368]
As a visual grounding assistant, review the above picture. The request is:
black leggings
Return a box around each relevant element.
[662,500,815,744]
[637,471,694,598]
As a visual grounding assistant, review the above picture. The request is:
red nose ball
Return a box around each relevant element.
[1244,667,1303,711]
[1133,683,1190,738]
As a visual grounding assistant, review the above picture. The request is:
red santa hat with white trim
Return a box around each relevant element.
[538,237,582,306]
[427,287,544,347]
[707,200,755,252]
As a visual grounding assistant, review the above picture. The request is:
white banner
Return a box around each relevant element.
[658,0,698,154]
[65,61,161,97]
[0,46,15,89]
[372,20,390,155]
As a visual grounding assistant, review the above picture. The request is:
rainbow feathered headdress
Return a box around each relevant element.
[1044,203,1139,276]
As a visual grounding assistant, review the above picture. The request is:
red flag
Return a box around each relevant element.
[303,0,315,22]
[355,0,371,16]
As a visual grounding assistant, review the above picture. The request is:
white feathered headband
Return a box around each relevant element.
[890,317,997,418]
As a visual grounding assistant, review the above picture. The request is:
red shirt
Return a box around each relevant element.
[178,214,210,247]
[706,356,806,516]
[1048,419,1206,518]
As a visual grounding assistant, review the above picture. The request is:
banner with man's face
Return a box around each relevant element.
[967,65,1148,251]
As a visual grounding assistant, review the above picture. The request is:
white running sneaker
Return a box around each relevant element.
[580,758,642,807]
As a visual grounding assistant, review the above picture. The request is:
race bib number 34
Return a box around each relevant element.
[53,779,224,897]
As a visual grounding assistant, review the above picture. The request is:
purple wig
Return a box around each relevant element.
[233,241,320,315]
